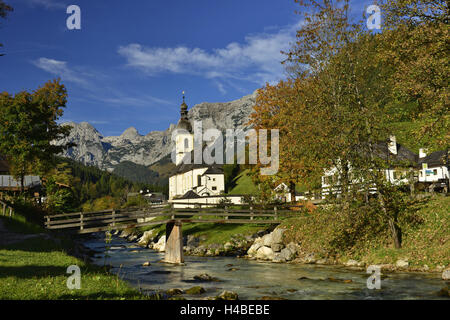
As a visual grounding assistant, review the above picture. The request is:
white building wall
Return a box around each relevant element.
[419,166,449,182]
[203,173,225,195]
[175,132,194,165]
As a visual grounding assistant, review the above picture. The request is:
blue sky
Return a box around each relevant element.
[1,0,373,136]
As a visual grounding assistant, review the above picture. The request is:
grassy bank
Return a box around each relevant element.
[140,219,266,246]
[280,195,449,270]
[0,214,148,300]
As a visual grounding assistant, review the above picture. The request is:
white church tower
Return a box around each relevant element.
[175,92,194,166]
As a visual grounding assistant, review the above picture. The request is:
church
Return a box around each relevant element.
[168,95,225,200]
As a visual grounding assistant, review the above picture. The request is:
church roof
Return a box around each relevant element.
[202,166,224,175]
[179,190,201,199]
[175,150,223,174]
[176,118,192,132]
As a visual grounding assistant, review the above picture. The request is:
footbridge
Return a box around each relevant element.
[44,203,306,264]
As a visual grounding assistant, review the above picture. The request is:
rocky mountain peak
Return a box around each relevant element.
[56,91,257,171]
[120,127,141,140]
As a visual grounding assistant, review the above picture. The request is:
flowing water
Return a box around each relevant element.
[83,234,448,300]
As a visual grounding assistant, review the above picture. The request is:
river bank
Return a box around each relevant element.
[0,215,151,300]
[84,233,449,300]
[111,195,449,279]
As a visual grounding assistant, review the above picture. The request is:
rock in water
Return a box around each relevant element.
[167,288,184,295]
[279,247,295,261]
[193,273,219,282]
[185,286,206,295]
[247,242,263,257]
[345,259,360,267]
[138,230,157,247]
[153,235,166,252]
[256,246,274,260]
[395,259,409,268]
[216,291,238,300]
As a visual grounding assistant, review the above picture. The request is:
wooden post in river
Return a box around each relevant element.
[164,220,184,264]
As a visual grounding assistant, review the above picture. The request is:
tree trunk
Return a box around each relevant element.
[388,217,401,249]
[20,174,25,195]
[377,191,402,248]
[289,181,296,203]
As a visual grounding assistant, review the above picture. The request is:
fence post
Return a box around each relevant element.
[225,205,228,220]
[170,203,175,220]
[2,202,5,216]
[80,212,84,231]
[274,206,278,221]
[46,215,50,229]
[9,206,12,218]
[112,209,116,227]
[250,206,254,220]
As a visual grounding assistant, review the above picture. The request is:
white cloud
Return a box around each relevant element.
[32,57,88,85]
[32,58,172,108]
[118,22,302,87]
[23,0,67,9]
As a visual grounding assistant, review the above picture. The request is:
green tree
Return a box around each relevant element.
[0,79,73,192]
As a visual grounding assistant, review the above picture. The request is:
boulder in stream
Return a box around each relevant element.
[185,286,206,295]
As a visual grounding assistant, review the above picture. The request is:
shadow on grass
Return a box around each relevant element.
[0,265,69,279]
[0,237,69,253]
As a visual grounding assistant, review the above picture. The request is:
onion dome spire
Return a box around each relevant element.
[176,90,192,132]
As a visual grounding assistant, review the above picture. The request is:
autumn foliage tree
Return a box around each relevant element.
[250,0,447,249]
[379,0,449,148]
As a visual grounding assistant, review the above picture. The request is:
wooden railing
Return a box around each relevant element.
[0,200,14,218]
[44,203,304,234]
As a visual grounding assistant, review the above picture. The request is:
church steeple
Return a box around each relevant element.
[180,91,188,119]
[176,90,192,132]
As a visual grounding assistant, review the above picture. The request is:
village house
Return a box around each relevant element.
[320,136,449,198]
[0,154,42,199]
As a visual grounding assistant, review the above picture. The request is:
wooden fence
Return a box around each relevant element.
[44,203,304,234]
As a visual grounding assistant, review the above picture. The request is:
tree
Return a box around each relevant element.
[0,1,12,56]
[0,79,73,192]
[379,0,449,148]
[250,77,327,201]
[251,0,412,248]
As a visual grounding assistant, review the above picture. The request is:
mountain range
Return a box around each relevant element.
[55,91,258,183]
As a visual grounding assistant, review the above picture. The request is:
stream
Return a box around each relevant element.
[83,234,447,300]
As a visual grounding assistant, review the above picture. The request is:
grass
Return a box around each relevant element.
[2,213,45,234]
[228,170,259,195]
[139,217,267,246]
[0,214,149,300]
[281,195,449,269]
